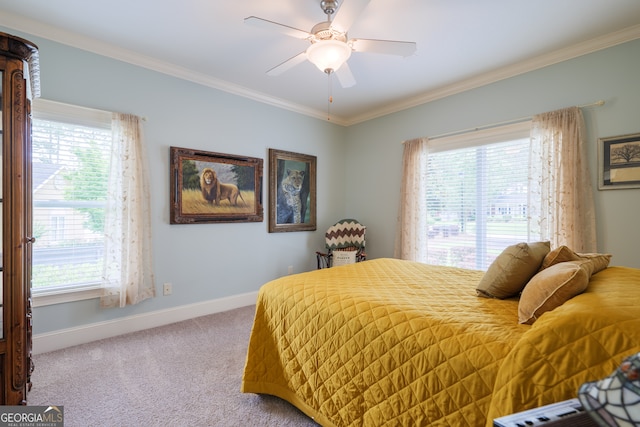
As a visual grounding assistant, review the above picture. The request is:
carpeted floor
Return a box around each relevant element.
[28,305,319,427]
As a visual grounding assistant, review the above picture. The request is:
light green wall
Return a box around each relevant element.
[4,27,639,335]
[346,38,640,269]
[2,29,348,334]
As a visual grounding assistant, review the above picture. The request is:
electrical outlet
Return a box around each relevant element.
[163,283,172,296]
[288,265,293,275]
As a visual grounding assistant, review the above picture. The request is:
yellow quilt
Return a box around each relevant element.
[241,259,640,426]
[488,265,640,421]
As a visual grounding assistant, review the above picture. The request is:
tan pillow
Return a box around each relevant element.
[540,245,580,270]
[476,241,550,299]
[518,260,594,325]
[576,252,612,274]
[540,246,612,274]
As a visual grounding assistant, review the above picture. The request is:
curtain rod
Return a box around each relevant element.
[407,100,605,143]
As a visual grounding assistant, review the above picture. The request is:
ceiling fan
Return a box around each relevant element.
[244,0,417,88]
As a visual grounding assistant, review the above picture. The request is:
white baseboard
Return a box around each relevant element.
[32,291,258,354]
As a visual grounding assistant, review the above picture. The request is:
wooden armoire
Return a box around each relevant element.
[0,32,39,405]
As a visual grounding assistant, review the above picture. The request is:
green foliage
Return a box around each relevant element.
[182,160,201,190]
[232,165,254,190]
[63,140,109,234]
[32,262,101,289]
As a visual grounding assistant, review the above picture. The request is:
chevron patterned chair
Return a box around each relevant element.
[316,219,366,269]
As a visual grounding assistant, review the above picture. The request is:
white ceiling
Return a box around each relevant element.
[1,0,639,125]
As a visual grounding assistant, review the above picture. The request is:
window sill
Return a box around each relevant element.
[32,286,102,307]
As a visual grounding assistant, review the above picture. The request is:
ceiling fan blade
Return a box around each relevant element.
[335,62,356,88]
[244,16,311,39]
[331,0,371,33]
[350,38,417,57]
[266,51,308,76]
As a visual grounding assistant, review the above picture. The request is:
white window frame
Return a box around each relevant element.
[31,99,111,307]
[425,121,534,270]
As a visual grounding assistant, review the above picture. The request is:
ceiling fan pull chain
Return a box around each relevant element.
[327,70,333,121]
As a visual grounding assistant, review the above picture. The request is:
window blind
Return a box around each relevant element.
[425,122,539,270]
[31,101,112,292]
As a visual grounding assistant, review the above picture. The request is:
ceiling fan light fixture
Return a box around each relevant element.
[306,39,352,73]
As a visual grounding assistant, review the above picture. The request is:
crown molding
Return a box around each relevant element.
[2,11,638,127]
[345,23,640,125]
[0,11,348,125]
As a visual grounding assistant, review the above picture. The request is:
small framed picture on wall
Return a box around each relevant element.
[598,133,640,190]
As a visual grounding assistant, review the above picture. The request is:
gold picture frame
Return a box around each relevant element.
[268,149,317,233]
[170,146,263,223]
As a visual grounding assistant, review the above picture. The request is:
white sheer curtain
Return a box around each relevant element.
[395,106,597,263]
[101,113,156,308]
[528,106,597,252]
[394,137,429,262]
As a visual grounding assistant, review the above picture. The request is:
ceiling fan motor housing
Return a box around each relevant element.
[311,21,347,43]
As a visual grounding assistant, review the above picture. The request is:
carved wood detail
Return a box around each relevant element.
[0,31,38,405]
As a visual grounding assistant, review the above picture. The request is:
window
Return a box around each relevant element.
[425,122,539,270]
[31,99,112,302]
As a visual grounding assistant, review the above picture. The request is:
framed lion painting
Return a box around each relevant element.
[268,149,317,232]
[170,146,263,224]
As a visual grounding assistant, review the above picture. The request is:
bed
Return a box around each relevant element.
[241,256,640,426]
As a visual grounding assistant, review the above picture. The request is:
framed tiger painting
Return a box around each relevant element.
[268,149,317,232]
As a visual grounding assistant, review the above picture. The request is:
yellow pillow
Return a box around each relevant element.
[518,260,594,325]
[476,241,550,299]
